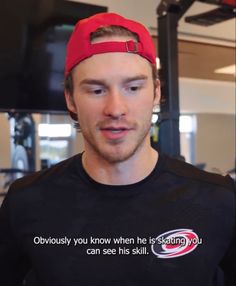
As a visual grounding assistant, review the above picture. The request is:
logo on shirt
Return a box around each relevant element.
[151,228,202,258]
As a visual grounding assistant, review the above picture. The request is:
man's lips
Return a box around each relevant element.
[99,126,133,140]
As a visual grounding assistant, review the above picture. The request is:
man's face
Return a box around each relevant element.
[65,36,160,163]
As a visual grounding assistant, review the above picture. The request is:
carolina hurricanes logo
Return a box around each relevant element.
[151,229,202,258]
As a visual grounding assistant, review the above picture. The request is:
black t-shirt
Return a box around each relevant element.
[0,153,235,286]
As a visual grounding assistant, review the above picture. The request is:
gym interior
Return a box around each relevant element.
[0,0,235,201]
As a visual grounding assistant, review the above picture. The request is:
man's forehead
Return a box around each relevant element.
[73,53,152,84]
[72,51,153,77]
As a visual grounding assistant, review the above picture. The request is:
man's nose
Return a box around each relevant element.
[103,89,128,119]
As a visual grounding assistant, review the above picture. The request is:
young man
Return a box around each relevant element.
[0,13,235,286]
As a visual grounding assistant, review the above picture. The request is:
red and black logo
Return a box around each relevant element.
[151,229,202,258]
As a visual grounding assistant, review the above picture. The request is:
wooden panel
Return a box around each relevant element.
[153,37,235,82]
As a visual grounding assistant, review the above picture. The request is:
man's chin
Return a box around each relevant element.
[95,144,139,164]
[83,128,150,164]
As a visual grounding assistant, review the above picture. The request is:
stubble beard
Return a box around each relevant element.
[82,120,152,164]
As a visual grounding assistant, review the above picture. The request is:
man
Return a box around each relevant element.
[0,12,235,286]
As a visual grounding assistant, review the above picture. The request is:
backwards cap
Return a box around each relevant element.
[65,12,156,76]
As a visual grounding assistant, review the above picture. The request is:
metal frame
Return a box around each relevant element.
[156,0,195,157]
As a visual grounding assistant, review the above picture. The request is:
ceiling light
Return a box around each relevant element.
[215,64,236,76]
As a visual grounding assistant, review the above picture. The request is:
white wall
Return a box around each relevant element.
[178,78,235,174]
[179,78,235,115]
[70,0,160,34]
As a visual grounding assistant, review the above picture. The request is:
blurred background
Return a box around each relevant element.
[0,0,235,202]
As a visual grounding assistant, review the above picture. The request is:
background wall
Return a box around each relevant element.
[179,78,235,174]
[0,113,11,168]
[195,113,235,174]
[0,114,11,202]
[179,78,235,115]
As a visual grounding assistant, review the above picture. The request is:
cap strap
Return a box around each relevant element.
[90,40,142,55]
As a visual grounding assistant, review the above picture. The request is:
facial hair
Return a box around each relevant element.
[81,115,153,164]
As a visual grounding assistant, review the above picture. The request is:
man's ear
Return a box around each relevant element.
[64,91,78,121]
[64,90,77,114]
[154,79,161,105]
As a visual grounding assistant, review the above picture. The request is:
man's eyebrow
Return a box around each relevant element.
[122,75,148,84]
[79,75,148,87]
[79,79,106,86]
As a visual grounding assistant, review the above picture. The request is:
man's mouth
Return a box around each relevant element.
[100,126,131,140]
[102,128,127,133]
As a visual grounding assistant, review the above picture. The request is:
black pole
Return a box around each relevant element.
[158,12,180,157]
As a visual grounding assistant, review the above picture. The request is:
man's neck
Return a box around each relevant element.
[82,146,158,185]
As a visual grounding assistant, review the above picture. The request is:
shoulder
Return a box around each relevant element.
[8,154,81,194]
[0,154,83,226]
[161,155,236,255]
[163,155,235,191]
[160,155,235,208]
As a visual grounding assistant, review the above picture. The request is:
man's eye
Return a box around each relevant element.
[127,85,141,93]
[130,86,139,91]
[125,80,145,93]
[88,88,105,95]
[93,89,103,95]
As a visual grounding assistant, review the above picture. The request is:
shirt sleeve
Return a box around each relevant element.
[0,190,30,286]
[219,187,236,286]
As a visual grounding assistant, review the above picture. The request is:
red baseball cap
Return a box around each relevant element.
[65,12,156,76]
